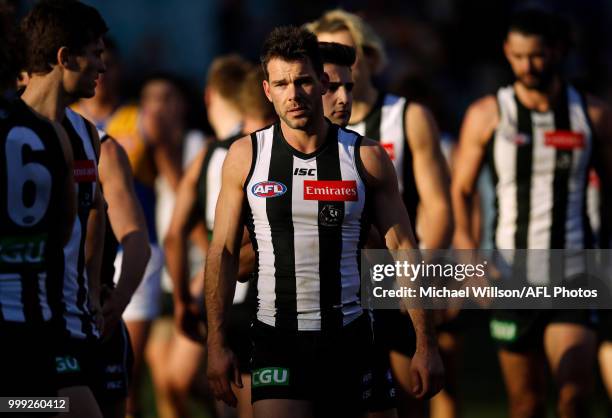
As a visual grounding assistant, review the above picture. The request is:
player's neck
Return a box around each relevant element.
[349,83,378,125]
[78,96,118,124]
[242,117,273,136]
[280,116,329,155]
[209,101,243,139]
[21,73,70,122]
[514,77,562,113]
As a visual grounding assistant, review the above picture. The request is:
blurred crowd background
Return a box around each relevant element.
[7,0,612,136]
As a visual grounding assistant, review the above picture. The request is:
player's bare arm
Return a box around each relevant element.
[587,96,612,187]
[164,147,208,339]
[204,135,252,406]
[85,128,106,326]
[406,103,453,248]
[451,95,499,249]
[51,120,77,246]
[99,137,151,337]
[360,137,445,399]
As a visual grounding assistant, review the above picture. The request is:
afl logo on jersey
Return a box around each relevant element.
[252,181,287,198]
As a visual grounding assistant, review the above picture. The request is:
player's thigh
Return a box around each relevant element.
[544,322,596,385]
[57,386,103,418]
[145,317,174,386]
[234,373,254,418]
[388,350,414,392]
[253,399,313,418]
[498,349,546,401]
[598,342,612,397]
[166,332,206,390]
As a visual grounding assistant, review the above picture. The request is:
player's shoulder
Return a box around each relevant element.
[584,93,612,119]
[467,94,499,118]
[227,134,254,158]
[100,135,128,164]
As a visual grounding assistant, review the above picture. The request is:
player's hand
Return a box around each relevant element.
[175,300,206,343]
[409,343,445,399]
[101,293,127,340]
[207,343,242,407]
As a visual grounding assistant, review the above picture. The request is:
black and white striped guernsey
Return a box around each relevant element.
[487,84,593,250]
[0,99,68,325]
[244,123,371,331]
[196,132,254,306]
[49,108,100,339]
[487,84,593,281]
[347,93,418,225]
[197,133,242,233]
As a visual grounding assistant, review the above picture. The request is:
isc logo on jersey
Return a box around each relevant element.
[252,181,287,198]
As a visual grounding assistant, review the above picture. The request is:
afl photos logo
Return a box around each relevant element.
[252,181,287,198]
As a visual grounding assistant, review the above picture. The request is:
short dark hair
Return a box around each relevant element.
[21,0,108,74]
[260,26,323,80]
[318,42,356,68]
[507,8,560,46]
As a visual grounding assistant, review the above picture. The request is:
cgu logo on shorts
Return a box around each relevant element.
[304,180,358,201]
[252,367,290,387]
[252,181,287,198]
[55,355,81,374]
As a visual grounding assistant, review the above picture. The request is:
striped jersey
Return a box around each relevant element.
[487,84,593,282]
[197,133,242,232]
[244,123,371,331]
[0,99,68,324]
[49,108,101,339]
[196,132,254,305]
[348,93,418,224]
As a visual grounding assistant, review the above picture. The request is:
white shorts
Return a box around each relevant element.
[113,244,164,321]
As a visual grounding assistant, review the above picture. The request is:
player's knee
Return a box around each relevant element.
[557,383,589,418]
[167,372,192,395]
[508,392,544,418]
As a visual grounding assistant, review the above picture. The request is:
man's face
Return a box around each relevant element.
[94,49,120,101]
[140,79,186,135]
[322,63,353,126]
[64,37,106,99]
[504,32,556,91]
[263,57,327,131]
[317,30,370,92]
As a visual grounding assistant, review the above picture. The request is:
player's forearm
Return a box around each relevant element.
[205,245,238,346]
[113,230,150,308]
[408,308,437,351]
[420,200,453,249]
[85,193,105,308]
[153,146,182,191]
[237,243,255,281]
[164,230,191,305]
[451,187,477,249]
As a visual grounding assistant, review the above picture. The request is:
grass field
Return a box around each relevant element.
[137,312,610,418]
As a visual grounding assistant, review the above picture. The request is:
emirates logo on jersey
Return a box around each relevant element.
[303,180,358,201]
[74,160,96,182]
[544,131,585,150]
[252,181,287,198]
[382,143,395,160]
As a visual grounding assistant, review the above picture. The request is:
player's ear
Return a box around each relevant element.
[319,71,329,95]
[502,38,511,61]
[204,87,212,108]
[57,46,74,70]
[262,79,272,103]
